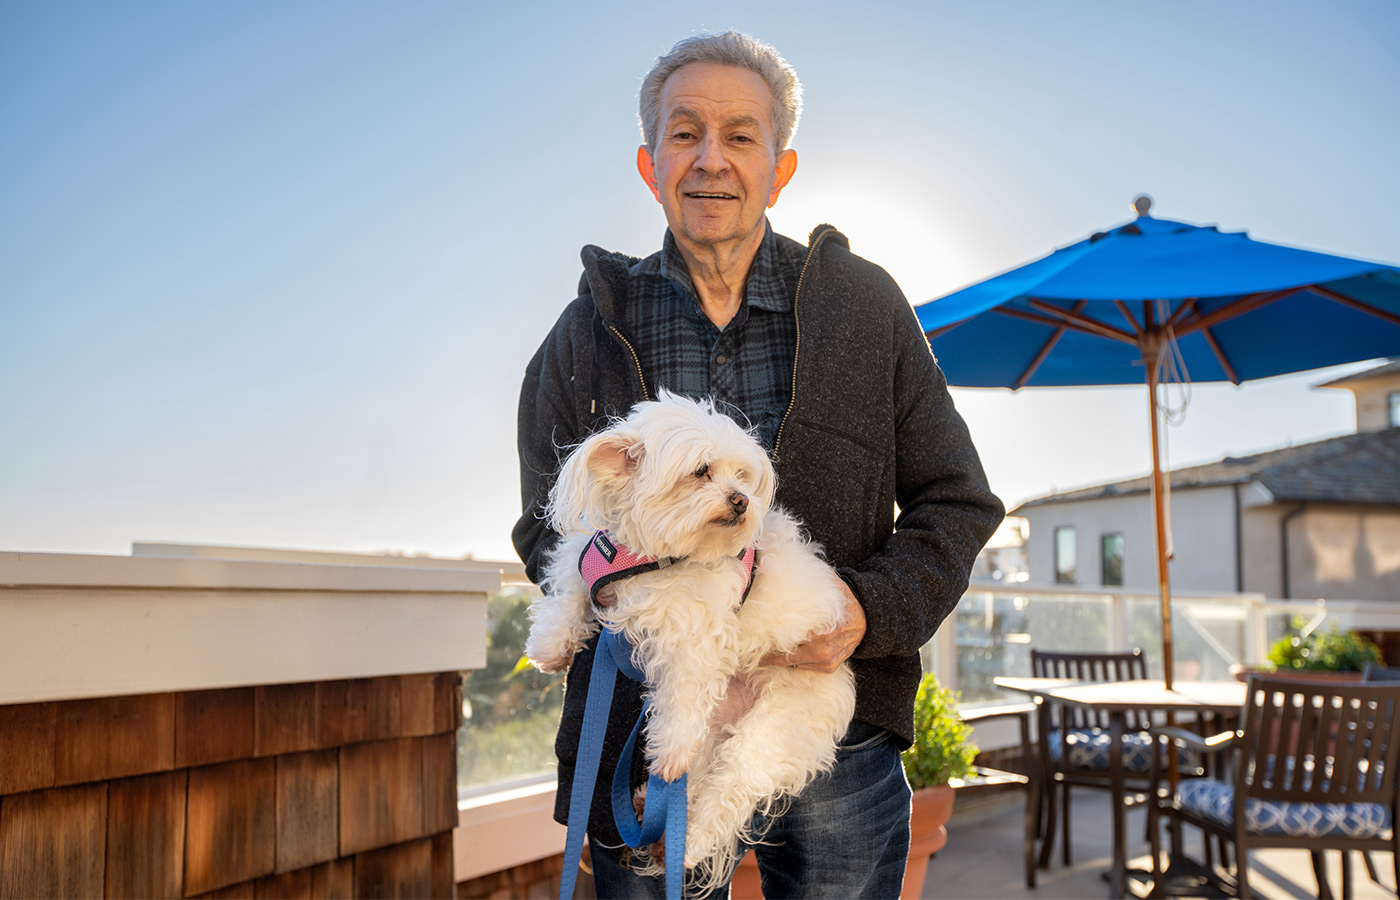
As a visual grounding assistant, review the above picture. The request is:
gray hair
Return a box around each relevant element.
[638,31,803,154]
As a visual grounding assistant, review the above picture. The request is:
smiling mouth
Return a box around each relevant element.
[685,191,738,200]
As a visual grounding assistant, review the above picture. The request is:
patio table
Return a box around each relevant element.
[994,676,1247,899]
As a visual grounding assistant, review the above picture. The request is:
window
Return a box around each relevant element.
[1054,527,1076,584]
[1389,391,1400,428]
[1101,533,1125,587]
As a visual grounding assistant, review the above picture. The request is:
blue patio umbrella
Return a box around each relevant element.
[915,197,1400,688]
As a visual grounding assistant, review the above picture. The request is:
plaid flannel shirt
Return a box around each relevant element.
[621,222,803,450]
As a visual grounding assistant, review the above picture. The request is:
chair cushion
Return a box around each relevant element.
[1048,728,1190,773]
[1177,778,1392,838]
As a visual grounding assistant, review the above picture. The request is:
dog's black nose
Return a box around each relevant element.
[728,492,749,516]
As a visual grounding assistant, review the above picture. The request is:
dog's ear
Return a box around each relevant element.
[547,426,643,534]
[754,454,777,508]
[584,430,643,481]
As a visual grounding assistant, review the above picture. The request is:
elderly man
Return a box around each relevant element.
[513,31,1003,898]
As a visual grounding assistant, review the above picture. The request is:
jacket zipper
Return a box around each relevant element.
[773,227,832,455]
[607,324,650,406]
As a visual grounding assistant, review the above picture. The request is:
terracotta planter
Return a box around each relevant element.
[731,852,764,900]
[901,784,955,900]
[729,783,955,900]
[1230,665,1365,684]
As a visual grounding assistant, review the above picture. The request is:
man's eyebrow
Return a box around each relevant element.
[666,108,764,131]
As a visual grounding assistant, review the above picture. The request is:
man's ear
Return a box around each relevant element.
[767,149,798,208]
[637,145,661,202]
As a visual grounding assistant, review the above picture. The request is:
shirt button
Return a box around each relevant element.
[716,354,727,365]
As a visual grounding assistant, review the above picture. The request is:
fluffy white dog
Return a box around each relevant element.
[526,393,856,890]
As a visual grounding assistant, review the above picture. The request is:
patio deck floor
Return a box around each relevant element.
[921,790,1396,899]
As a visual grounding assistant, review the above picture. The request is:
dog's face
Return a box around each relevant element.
[549,394,776,562]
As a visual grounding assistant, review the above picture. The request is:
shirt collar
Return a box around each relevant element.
[658,221,792,316]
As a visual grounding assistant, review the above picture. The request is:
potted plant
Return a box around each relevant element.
[1233,618,1383,682]
[898,672,978,899]
[1265,620,1382,676]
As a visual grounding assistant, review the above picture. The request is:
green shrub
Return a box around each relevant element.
[902,672,977,790]
[1266,620,1382,673]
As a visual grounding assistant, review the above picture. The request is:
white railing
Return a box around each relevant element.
[931,580,1400,706]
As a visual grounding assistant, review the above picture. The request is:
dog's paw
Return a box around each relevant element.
[649,749,693,784]
[524,636,577,673]
[531,655,573,674]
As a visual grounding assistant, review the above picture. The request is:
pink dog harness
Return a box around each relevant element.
[578,530,758,606]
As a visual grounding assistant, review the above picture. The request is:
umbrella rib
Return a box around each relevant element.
[989,306,1081,329]
[1112,300,1144,337]
[924,320,966,341]
[1172,288,1299,336]
[990,305,1135,343]
[1165,298,1199,331]
[1027,298,1138,343]
[1013,300,1088,388]
[1199,326,1240,384]
[1311,285,1400,328]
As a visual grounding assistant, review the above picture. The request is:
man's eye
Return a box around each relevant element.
[694,463,711,479]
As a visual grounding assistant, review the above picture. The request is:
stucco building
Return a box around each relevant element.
[1015,360,1400,603]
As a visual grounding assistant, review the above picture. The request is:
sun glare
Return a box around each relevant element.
[768,152,1024,305]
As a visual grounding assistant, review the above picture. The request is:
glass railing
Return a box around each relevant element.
[933,581,1400,705]
[460,581,1400,793]
[457,586,562,792]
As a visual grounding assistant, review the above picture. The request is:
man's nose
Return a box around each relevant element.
[694,133,727,173]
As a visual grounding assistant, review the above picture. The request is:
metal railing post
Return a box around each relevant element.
[935,613,959,692]
[1110,588,1129,652]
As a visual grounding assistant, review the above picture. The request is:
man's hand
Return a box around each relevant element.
[761,570,866,673]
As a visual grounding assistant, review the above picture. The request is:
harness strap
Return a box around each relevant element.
[579,529,758,606]
[579,530,675,605]
[560,530,758,900]
[558,628,687,900]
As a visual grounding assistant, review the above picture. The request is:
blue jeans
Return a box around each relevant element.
[588,720,912,899]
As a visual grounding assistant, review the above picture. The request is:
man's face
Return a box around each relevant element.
[637,62,796,260]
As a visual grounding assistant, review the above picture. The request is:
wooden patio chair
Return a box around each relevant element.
[1355,662,1400,892]
[957,702,1040,888]
[1148,675,1400,900]
[1030,648,1157,867]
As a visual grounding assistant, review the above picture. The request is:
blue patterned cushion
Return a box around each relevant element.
[1047,728,1192,773]
[1178,778,1392,838]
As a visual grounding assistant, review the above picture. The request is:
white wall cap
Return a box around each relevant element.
[131,542,530,583]
[0,551,500,594]
[0,551,493,705]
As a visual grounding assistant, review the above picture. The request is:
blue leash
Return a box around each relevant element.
[559,628,688,900]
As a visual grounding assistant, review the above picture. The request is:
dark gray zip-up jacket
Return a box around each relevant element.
[513,224,1004,842]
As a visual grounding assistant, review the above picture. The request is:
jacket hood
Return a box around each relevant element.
[578,245,642,321]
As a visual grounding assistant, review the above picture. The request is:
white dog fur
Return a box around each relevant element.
[526,393,856,890]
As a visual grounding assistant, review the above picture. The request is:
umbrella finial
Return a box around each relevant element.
[1133,194,1153,217]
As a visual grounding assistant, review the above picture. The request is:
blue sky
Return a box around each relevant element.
[3,1,1397,560]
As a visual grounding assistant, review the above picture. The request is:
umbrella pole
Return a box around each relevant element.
[1145,343,1175,692]
[1146,342,1185,863]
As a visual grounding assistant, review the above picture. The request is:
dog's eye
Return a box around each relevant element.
[694,463,711,479]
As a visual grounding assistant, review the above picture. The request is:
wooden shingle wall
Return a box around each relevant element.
[0,673,462,899]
